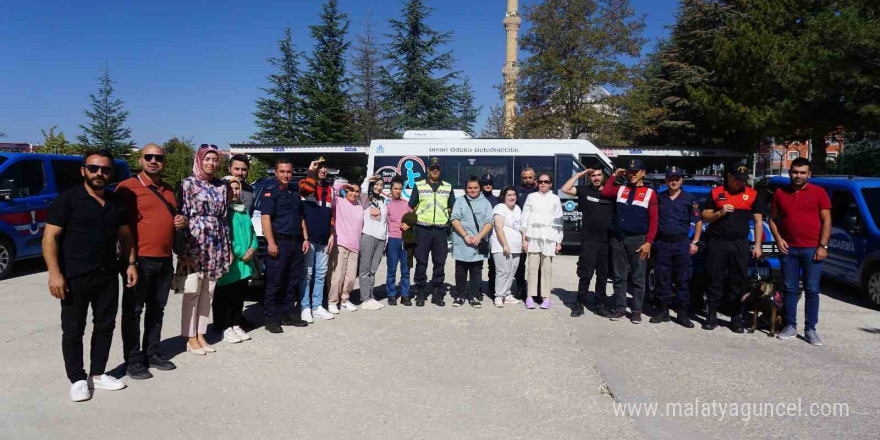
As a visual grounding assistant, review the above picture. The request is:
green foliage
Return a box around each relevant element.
[299,0,354,143]
[77,66,135,157]
[161,137,196,188]
[380,0,463,132]
[350,12,391,142]
[253,28,306,144]
[516,0,646,140]
[452,77,480,136]
[39,126,82,155]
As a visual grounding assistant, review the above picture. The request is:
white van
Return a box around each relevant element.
[367,132,614,245]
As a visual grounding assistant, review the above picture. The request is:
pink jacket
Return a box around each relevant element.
[333,195,364,252]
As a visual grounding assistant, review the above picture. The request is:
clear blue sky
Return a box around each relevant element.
[1,0,679,148]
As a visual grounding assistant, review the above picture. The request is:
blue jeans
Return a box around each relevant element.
[300,243,329,310]
[782,246,823,331]
[386,238,410,298]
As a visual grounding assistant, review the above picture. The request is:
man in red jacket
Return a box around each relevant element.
[601,159,658,324]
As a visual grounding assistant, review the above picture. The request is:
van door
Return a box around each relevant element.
[827,189,866,285]
[0,158,49,259]
[556,154,587,245]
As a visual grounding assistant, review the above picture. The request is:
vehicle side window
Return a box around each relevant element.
[515,156,554,185]
[0,159,46,198]
[51,160,84,193]
[830,190,860,228]
[556,155,584,196]
[434,156,512,189]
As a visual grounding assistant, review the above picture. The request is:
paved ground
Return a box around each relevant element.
[1,256,878,440]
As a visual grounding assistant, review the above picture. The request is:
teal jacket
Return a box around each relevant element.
[218,205,258,286]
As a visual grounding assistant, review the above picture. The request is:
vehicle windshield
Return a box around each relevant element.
[862,188,880,227]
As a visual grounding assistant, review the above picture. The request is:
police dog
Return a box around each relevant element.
[741,279,784,336]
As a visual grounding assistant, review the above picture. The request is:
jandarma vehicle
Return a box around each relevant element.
[766,176,880,307]
[0,153,131,278]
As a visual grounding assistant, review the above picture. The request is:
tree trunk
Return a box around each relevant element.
[811,133,827,175]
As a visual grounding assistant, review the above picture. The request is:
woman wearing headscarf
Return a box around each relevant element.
[178,144,231,355]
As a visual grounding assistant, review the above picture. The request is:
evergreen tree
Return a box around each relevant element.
[40,126,81,156]
[299,0,353,143]
[77,66,134,156]
[161,137,196,188]
[516,0,646,140]
[253,28,306,144]
[381,0,461,132]
[453,77,480,136]
[350,11,390,142]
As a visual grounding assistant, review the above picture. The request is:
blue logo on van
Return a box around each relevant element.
[564,200,576,212]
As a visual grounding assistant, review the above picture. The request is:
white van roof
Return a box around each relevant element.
[402,130,473,139]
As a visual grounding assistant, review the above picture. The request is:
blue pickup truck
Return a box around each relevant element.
[0,153,131,279]
[765,176,880,307]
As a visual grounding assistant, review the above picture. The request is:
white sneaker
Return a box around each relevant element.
[372,299,385,309]
[70,380,90,402]
[361,299,382,310]
[88,374,126,391]
[223,328,242,343]
[313,307,335,320]
[494,297,504,308]
[301,309,314,324]
[503,295,521,305]
[341,301,358,312]
[233,326,251,341]
[328,304,340,314]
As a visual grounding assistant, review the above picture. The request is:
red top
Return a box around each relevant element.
[772,183,831,247]
[115,174,177,258]
[601,182,659,243]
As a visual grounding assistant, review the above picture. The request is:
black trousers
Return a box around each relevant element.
[455,260,483,300]
[704,237,749,312]
[654,239,692,306]
[213,278,249,330]
[121,256,173,364]
[413,226,449,294]
[264,239,304,324]
[483,257,496,296]
[61,268,119,383]
[577,239,609,305]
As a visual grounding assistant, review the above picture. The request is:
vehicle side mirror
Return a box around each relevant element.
[0,189,12,202]
[844,215,862,235]
[0,178,17,201]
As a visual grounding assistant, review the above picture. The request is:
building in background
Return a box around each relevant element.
[756,137,844,177]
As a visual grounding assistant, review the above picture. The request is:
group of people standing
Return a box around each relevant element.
[43,145,830,403]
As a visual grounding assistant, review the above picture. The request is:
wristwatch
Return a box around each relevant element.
[820,243,829,250]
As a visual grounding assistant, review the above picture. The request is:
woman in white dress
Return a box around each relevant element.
[521,174,564,309]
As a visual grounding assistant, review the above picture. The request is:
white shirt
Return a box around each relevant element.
[521,190,564,256]
[361,178,388,240]
[490,203,523,254]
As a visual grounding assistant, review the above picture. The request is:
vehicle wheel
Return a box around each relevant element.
[0,237,15,280]
[864,264,880,308]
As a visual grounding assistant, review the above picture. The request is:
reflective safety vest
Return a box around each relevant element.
[415,180,452,226]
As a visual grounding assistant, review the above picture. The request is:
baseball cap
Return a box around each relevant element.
[625,159,644,172]
[313,156,327,165]
[479,173,494,185]
[727,163,749,181]
[665,166,684,178]
[428,157,442,170]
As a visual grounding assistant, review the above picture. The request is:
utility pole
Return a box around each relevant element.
[502,0,521,138]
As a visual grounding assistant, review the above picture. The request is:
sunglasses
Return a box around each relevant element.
[482,182,494,186]
[537,179,552,184]
[143,154,165,163]
[84,165,113,175]
[199,144,219,150]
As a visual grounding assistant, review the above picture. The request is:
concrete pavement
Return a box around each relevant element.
[1,255,878,439]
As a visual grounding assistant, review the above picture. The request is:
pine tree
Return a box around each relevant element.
[453,77,480,136]
[78,66,134,156]
[253,28,306,144]
[381,0,461,132]
[299,0,353,143]
[350,11,389,142]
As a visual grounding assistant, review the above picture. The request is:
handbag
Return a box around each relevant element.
[144,183,189,256]
[464,196,491,256]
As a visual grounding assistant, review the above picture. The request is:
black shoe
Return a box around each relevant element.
[416,296,426,307]
[388,296,398,306]
[650,305,670,324]
[266,323,283,333]
[432,287,445,307]
[401,297,413,306]
[452,297,465,307]
[595,304,613,318]
[609,310,626,321]
[469,298,482,308]
[281,315,308,327]
[677,305,694,328]
[127,361,153,380]
[702,309,718,330]
[630,311,642,324]
[729,315,745,333]
[147,355,176,371]
[570,303,585,317]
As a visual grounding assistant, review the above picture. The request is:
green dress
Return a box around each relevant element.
[217,203,257,286]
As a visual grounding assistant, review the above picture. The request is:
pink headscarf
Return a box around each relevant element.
[192,147,219,181]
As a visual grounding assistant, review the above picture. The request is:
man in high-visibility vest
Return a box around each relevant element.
[408,157,455,307]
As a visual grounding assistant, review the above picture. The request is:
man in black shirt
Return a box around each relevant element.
[561,168,614,317]
[43,149,138,402]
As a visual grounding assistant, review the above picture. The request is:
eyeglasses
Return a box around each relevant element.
[199,144,219,150]
[537,179,552,184]
[482,182,494,187]
[143,154,165,163]
[84,165,113,175]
